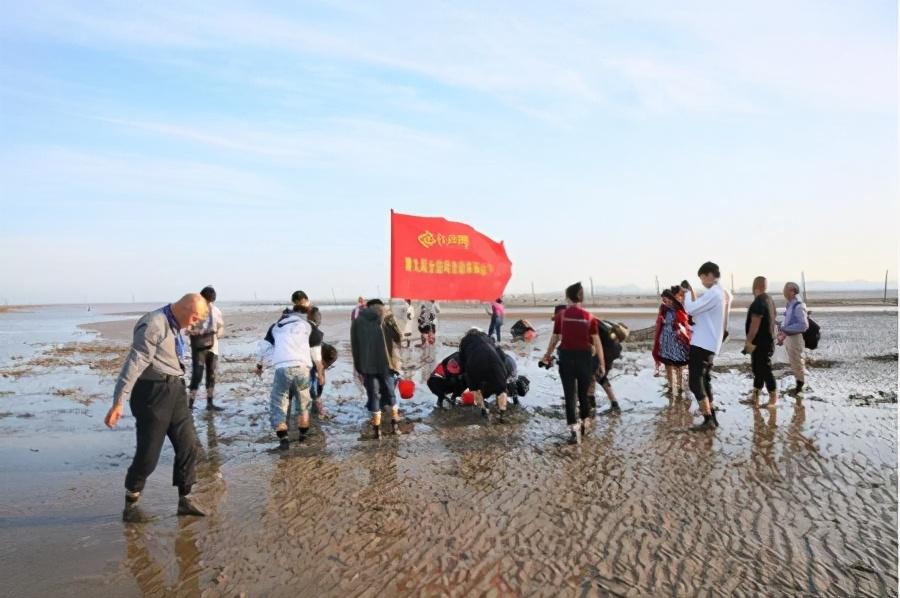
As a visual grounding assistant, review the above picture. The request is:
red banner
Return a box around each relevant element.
[390,210,512,301]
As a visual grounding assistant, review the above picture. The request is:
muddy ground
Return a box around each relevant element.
[0,304,896,597]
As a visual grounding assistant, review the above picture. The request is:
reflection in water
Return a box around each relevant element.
[785,401,818,457]
[124,518,202,596]
[122,410,226,596]
[751,407,778,468]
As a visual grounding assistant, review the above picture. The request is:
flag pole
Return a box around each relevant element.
[389,209,394,300]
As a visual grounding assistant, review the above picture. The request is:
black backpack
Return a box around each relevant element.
[597,320,622,362]
[803,314,821,350]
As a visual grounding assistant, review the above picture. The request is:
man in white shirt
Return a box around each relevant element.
[188,286,225,411]
[682,261,732,431]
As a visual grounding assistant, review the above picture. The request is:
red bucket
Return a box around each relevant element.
[398,378,416,400]
[461,390,476,406]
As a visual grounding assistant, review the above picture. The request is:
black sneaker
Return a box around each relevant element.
[689,419,715,432]
[297,432,308,444]
[177,495,207,517]
[481,407,490,419]
[206,401,224,412]
[278,437,290,450]
[598,402,621,416]
[568,428,581,445]
[122,496,149,523]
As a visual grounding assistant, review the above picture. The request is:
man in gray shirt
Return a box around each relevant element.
[104,293,209,522]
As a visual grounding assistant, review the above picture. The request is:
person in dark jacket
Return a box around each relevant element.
[351,298,400,438]
[458,328,510,419]
[427,351,467,408]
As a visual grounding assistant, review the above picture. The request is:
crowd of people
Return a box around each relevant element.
[103,261,812,520]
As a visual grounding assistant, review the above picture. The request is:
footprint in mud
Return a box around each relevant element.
[532,405,566,420]
[848,390,898,406]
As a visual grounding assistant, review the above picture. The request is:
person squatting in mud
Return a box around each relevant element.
[427,351,468,408]
[458,328,515,421]
[105,293,209,522]
[509,318,536,342]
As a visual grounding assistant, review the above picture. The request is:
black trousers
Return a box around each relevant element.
[558,349,592,425]
[751,345,776,392]
[688,346,715,404]
[189,349,217,391]
[125,379,199,494]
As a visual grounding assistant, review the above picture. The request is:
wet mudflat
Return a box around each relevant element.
[0,305,896,597]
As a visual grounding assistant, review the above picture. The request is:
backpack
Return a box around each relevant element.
[597,320,622,362]
[803,314,821,350]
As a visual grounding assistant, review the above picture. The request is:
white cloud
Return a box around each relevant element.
[10,0,889,120]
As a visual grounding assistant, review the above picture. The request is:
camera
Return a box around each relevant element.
[538,356,556,369]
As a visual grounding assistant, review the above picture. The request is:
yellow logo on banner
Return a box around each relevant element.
[417,230,470,250]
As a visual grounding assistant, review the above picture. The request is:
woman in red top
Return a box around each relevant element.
[542,282,610,445]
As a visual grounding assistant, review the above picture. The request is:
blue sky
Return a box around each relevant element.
[0,1,896,304]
